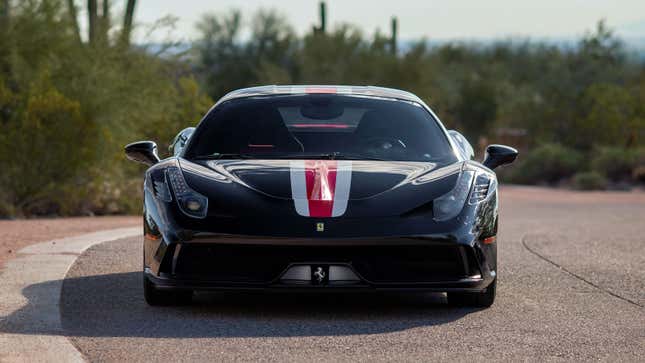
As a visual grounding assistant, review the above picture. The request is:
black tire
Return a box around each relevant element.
[143,274,193,306]
[448,279,496,308]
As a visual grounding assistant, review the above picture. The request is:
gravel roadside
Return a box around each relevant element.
[0,216,140,269]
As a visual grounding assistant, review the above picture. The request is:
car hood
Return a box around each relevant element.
[193,159,449,200]
[178,158,464,219]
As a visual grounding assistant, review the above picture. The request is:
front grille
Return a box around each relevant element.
[351,245,477,282]
[171,243,480,284]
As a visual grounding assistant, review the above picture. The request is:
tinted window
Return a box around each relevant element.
[185,94,456,162]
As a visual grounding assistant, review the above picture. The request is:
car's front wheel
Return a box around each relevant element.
[143,275,193,306]
[447,279,496,308]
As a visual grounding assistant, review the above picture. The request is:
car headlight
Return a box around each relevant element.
[150,175,172,202]
[433,166,495,221]
[433,170,475,221]
[166,166,208,219]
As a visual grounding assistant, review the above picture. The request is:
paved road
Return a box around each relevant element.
[25,188,645,361]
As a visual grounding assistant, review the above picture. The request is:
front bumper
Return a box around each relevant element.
[144,235,496,293]
[145,271,491,293]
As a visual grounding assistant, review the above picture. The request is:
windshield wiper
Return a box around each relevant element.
[192,153,256,160]
[269,152,388,161]
[193,152,388,161]
[327,152,387,161]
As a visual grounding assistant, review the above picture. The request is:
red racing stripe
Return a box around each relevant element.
[305,87,337,94]
[304,160,337,217]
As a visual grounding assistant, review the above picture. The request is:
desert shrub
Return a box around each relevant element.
[574,83,641,150]
[572,171,607,190]
[633,148,645,183]
[0,1,214,217]
[0,192,15,219]
[633,166,645,184]
[591,147,638,181]
[0,81,98,216]
[509,143,583,184]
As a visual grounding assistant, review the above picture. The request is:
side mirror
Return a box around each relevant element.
[125,141,160,166]
[448,130,474,160]
[169,127,195,157]
[483,144,518,170]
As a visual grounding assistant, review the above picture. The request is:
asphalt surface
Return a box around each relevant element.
[39,188,645,361]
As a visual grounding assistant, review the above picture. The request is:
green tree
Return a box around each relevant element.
[455,78,498,142]
[0,79,97,215]
[576,83,640,149]
[195,9,297,98]
[0,0,212,216]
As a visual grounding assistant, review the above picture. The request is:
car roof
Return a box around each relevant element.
[214,85,425,106]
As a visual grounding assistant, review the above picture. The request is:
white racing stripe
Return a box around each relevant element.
[332,161,352,217]
[289,160,310,216]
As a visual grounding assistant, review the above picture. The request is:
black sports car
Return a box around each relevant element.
[125,85,517,307]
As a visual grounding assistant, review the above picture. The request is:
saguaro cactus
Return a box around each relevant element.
[313,1,327,34]
[390,16,398,55]
[88,0,98,44]
[121,0,136,45]
[0,0,9,28]
[66,0,82,43]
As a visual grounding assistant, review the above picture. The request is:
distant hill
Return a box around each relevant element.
[403,36,645,60]
[142,35,645,61]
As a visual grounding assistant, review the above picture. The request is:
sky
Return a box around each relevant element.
[116,0,645,43]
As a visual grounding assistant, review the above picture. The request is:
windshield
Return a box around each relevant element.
[185,94,456,162]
